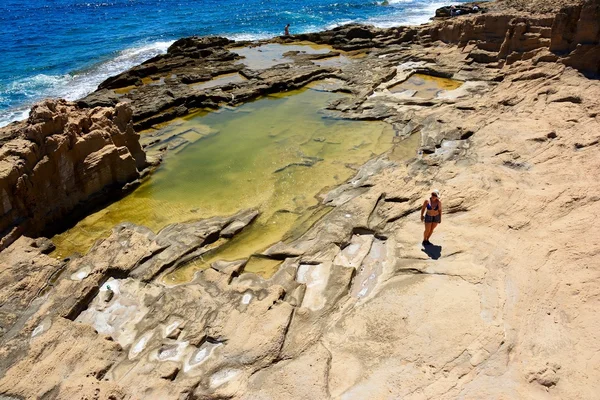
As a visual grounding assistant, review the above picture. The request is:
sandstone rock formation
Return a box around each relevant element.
[427,0,600,76]
[0,209,258,397]
[1,0,600,398]
[0,100,146,250]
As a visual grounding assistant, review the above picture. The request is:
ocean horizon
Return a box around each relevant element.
[0,0,462,127]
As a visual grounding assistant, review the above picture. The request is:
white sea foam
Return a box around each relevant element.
[324,0,450,29]
[225,32,272,42]
[0,108,30,128]
[398,1,452,25]
[324,19,356,30]
[0,40,174,128]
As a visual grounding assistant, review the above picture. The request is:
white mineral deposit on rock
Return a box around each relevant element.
[129,331,153,360]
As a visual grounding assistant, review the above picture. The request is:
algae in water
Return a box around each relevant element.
[52,87,395,279]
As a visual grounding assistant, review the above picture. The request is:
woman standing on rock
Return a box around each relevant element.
[420,189,442,246]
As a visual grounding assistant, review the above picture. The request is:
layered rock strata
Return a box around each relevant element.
[427,1,600,75]
[1,0,600,399]
[0,100,146,250]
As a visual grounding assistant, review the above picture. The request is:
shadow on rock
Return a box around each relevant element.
[422,244,442,260]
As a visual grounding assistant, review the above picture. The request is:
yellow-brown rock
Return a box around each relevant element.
[0,100,146,250]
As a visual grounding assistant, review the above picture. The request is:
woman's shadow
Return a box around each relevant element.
[422,243,442,260]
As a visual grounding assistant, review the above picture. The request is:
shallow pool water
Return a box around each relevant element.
[233,42,334,70]
[313,55,353,68]
[51,86,394,280]
[389,73,463,98]
[192,73,247,90]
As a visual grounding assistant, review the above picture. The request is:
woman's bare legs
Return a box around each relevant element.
[426,222,439,241]
[423,223,432,241]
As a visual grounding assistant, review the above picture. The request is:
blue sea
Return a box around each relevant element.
[0,0,457,127]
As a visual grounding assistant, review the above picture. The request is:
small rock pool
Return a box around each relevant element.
[389,73,463,98]
[232,42,334,69]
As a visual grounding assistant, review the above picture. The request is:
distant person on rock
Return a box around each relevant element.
[450,5,456,16]
[284,24,290,36]
[420,189,442,246]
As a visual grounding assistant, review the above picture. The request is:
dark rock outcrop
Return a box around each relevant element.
[435,4,485,18]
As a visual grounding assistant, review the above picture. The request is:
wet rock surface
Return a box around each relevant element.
[1,0,600,398]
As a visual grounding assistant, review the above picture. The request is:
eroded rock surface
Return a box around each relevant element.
[0,100,146,250]
[0,209,258,397]
[1,0,600,398]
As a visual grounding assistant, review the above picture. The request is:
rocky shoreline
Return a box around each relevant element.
[1,0,600,398]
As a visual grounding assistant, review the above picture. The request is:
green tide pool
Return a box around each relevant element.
[51,86,395,280]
